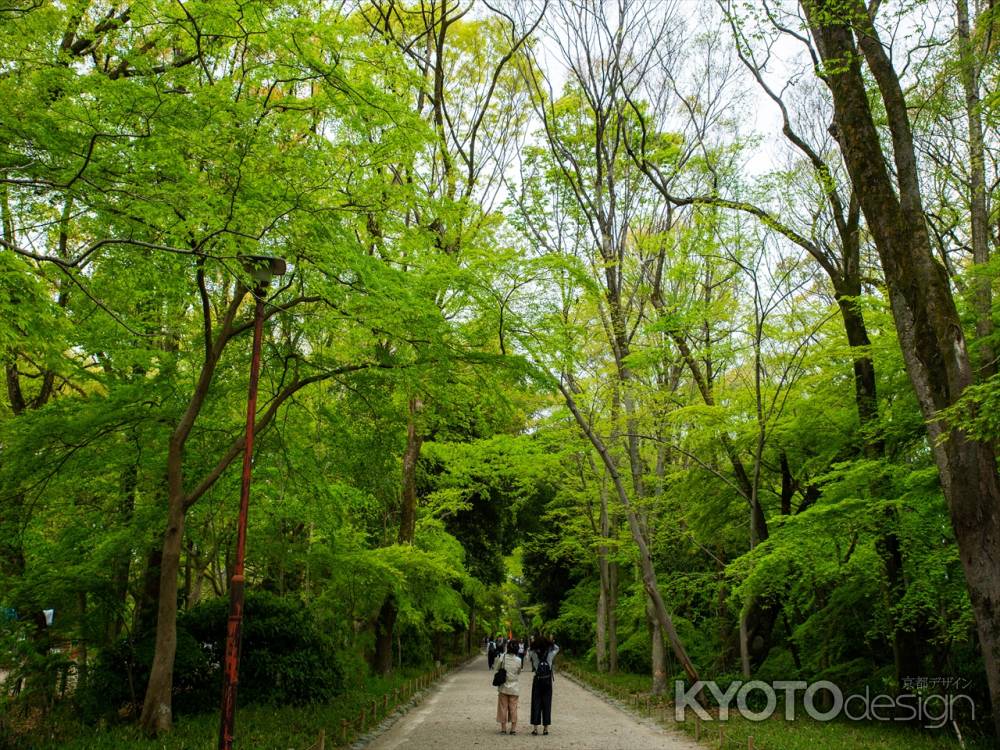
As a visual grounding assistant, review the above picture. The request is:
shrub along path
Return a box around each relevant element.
[363,654,700,750]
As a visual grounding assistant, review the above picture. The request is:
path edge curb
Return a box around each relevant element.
[557,667,703,749]
[346,652,480,750]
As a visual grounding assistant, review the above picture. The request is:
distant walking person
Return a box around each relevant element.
[487,637,497,670]
[529,636,560,735]
[493,638,523,734]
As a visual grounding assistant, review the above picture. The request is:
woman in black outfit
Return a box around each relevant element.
[528,635,560,735]
[487,638,497,670]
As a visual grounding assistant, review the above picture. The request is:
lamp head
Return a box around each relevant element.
[239,255,287,286]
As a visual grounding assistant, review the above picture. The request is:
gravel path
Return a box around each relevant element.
[363,655,702,750]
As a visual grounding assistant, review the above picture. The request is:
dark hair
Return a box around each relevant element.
[532,635,551,656]
[507,639,520,655]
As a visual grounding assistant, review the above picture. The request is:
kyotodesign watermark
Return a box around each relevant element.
[674,680,975,729]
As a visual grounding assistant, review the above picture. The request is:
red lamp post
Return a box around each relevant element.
[218,255,286,750]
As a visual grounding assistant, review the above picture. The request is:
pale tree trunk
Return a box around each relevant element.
[467,605,475,656]
[639,471,666,694]
[596,470,610,673]
[187,568,204,610]
[740,326,769,679]
[647,595,668,695]
[398,397,424,545]
[608,560,619,673]
[802,1,1000,733]
[739,617,751,679]
[558,380,700,686]
[598,452,619,674]
[596,576,608,672]
[956,0,994,377]
[186,542,205,610]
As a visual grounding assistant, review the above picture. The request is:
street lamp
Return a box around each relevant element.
[218,255,287,750]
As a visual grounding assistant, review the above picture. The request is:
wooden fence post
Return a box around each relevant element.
[317,728,325,750]
[340,719,348,745]
[719,726,725,748]
[748,737,755,750]
[695,714,701,740]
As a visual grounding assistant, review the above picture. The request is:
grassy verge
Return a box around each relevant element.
[559,658,990,750]
[5,659,460,750]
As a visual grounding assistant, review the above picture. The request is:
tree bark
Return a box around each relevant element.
[802,1,1000,732]
[956,0,994,377]
[596,472,610,673]
[398,397,424,545]
[140,284,248,734]
[596,571,608,672]
[836,293,880,435]
[647,595,668,694]
[558,380,701,686]
[739,615,751,679]
[138,440,187,733]
[608,560,619,673]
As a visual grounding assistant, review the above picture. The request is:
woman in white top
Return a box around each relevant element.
[493,639,523,734]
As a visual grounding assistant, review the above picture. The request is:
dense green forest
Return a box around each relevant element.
[1,0,999,747]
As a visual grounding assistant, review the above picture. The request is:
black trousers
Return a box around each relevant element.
[530,677,552,726]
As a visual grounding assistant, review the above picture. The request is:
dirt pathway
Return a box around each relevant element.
[363,655,702,750]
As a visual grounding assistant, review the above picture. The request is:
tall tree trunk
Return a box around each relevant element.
[138,449,186,734]
[608,559,619,673]
[187,557,205,610]
[837,261,920,685]
[802,1,1000,732]
[956,0,994,377]
[596,471,613,672]
[398,397,424,545]
[876,522,922,686]
[467,604,475,656]
[836,293,880,434]
[558,381,700,686]
[647,595,667,694]
[739,616,751,679]
[139,283,249,734]
[596,572,608,672]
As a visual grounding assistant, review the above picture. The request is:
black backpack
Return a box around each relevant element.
[492,655,507,686]
[535,656,552,681]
